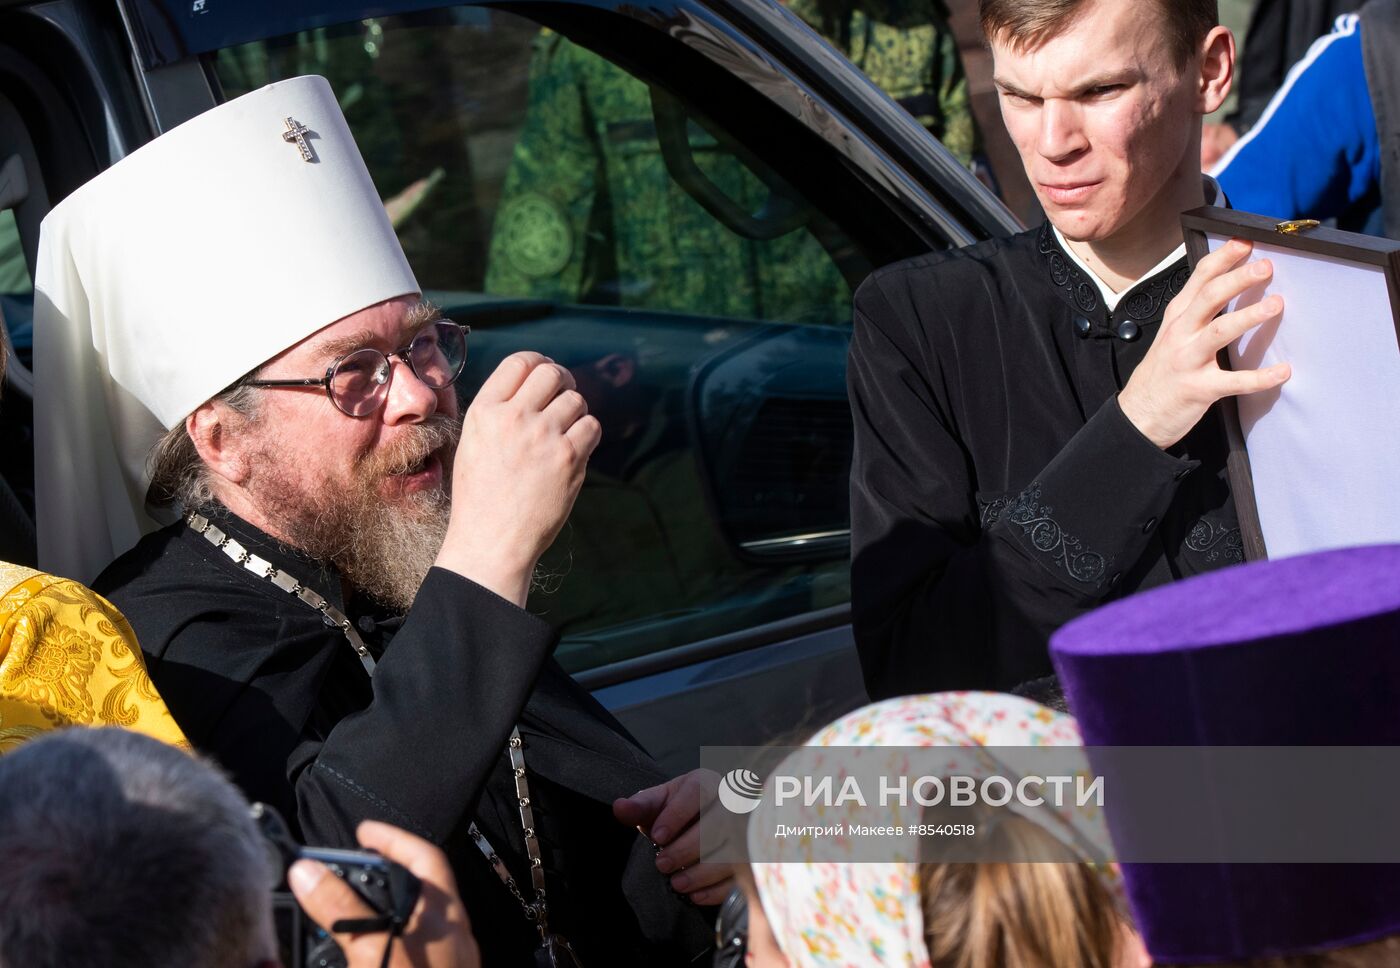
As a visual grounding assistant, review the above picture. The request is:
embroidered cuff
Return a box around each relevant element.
[986,397,1197,595]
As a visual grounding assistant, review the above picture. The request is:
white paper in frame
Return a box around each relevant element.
[1205,233,1400,559]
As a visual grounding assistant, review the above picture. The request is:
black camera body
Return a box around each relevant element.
[300,843,408,919]
[254,803,422,968]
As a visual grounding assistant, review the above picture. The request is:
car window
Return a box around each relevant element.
[212,8,930,672]
[484,35,851,325]
[0,210,32,368]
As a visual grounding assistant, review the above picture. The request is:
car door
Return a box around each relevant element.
[36,0,1019,774]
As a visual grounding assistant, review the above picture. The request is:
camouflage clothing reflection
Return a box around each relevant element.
[786,0,975,164]
[0,215,28,295]
[484,33,850,322]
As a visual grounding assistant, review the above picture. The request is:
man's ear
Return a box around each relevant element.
[187,402,251,487]
[1197,25,1235,116]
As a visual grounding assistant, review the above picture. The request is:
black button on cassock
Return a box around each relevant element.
[1115,320,1141,342]
[1073,315,1092,338]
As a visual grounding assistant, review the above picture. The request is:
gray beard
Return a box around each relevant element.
[328,486,450,612]
[244,414,458,612]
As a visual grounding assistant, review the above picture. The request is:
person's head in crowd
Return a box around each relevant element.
[742,693,1149,968]
[36,74,594,610]
[0,727,481,968]
[0,727,276,968]
[1052,544,1400,967]
[147,294,462,611]
[1010,673,1070,713]
[980,0,1230,252]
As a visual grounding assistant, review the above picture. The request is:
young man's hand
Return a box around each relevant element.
[1119,239,1290,450]
[290,820,480,968]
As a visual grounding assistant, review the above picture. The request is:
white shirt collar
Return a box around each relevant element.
[1052,177,1224,313]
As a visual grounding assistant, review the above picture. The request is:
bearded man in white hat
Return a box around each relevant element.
[33,75,720,966]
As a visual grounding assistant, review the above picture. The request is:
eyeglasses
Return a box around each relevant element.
[246,319,470,417]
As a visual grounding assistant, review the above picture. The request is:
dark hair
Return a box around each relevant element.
[978,0,1219,67]
[0,728,274,968]
[1009,676,1070,714]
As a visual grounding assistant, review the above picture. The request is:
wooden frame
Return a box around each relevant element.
[1180,206,1400,561]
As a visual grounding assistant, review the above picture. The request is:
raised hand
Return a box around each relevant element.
[435,351,601,605]
[1119,239,1291,450]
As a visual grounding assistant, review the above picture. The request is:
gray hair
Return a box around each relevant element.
[146,299,445,512]
[0,728,275,968]
[147,379,262,511]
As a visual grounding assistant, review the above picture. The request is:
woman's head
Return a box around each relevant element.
[742,811,1145,968]
[744,692,1144,968]
[919,813,1146,968]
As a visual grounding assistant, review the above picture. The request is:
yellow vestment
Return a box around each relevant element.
[0,561,187,752]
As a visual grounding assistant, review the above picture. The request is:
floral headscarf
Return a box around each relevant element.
[747,691,1112,967]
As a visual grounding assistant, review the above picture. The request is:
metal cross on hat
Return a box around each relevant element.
[281,117,314,162]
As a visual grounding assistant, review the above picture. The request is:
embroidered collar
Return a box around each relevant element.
[1055,178,1224,312]
[1036,177,1224,341]
[1038,224,1192,341]
[1053,231,1190,314]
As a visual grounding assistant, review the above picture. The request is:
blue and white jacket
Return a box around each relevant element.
[1214,14,1384,234]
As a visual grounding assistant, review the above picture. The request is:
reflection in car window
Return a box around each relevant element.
[212,10,865,671]
[0,210,33,367]
[784,0,976,166]
[485,33,850,324]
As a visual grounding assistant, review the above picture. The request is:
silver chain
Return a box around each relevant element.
[187,512,375,675]
[186,511,556,940]
[466,729,553,940]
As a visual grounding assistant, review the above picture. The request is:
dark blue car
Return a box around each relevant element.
[0,0,1017,772]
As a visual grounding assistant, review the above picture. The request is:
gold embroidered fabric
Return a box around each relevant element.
[0,561,188,753]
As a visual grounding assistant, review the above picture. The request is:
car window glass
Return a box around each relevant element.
[784,0,974,166]
[0,210,32,367]
[212,9,902,672]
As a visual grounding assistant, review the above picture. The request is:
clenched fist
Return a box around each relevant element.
[435,351,601,605]
[1119,239,1292,450]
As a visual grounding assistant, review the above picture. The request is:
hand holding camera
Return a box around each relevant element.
[254,803,479,968]
[289,820,479,968]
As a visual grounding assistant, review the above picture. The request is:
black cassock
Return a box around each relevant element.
[95,504,712,966]
[849,223,1245,699]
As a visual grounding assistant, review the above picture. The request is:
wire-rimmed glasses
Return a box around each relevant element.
[245,320,470,417]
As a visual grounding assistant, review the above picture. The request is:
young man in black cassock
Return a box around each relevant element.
[34,77,717,967]
[850,0,1295,698]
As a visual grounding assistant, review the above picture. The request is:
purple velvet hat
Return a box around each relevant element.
[1051,544,1400,964]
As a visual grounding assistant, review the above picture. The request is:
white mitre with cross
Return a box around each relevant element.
[34,75,419,582]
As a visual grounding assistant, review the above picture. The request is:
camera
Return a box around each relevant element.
[252,802,422,968]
